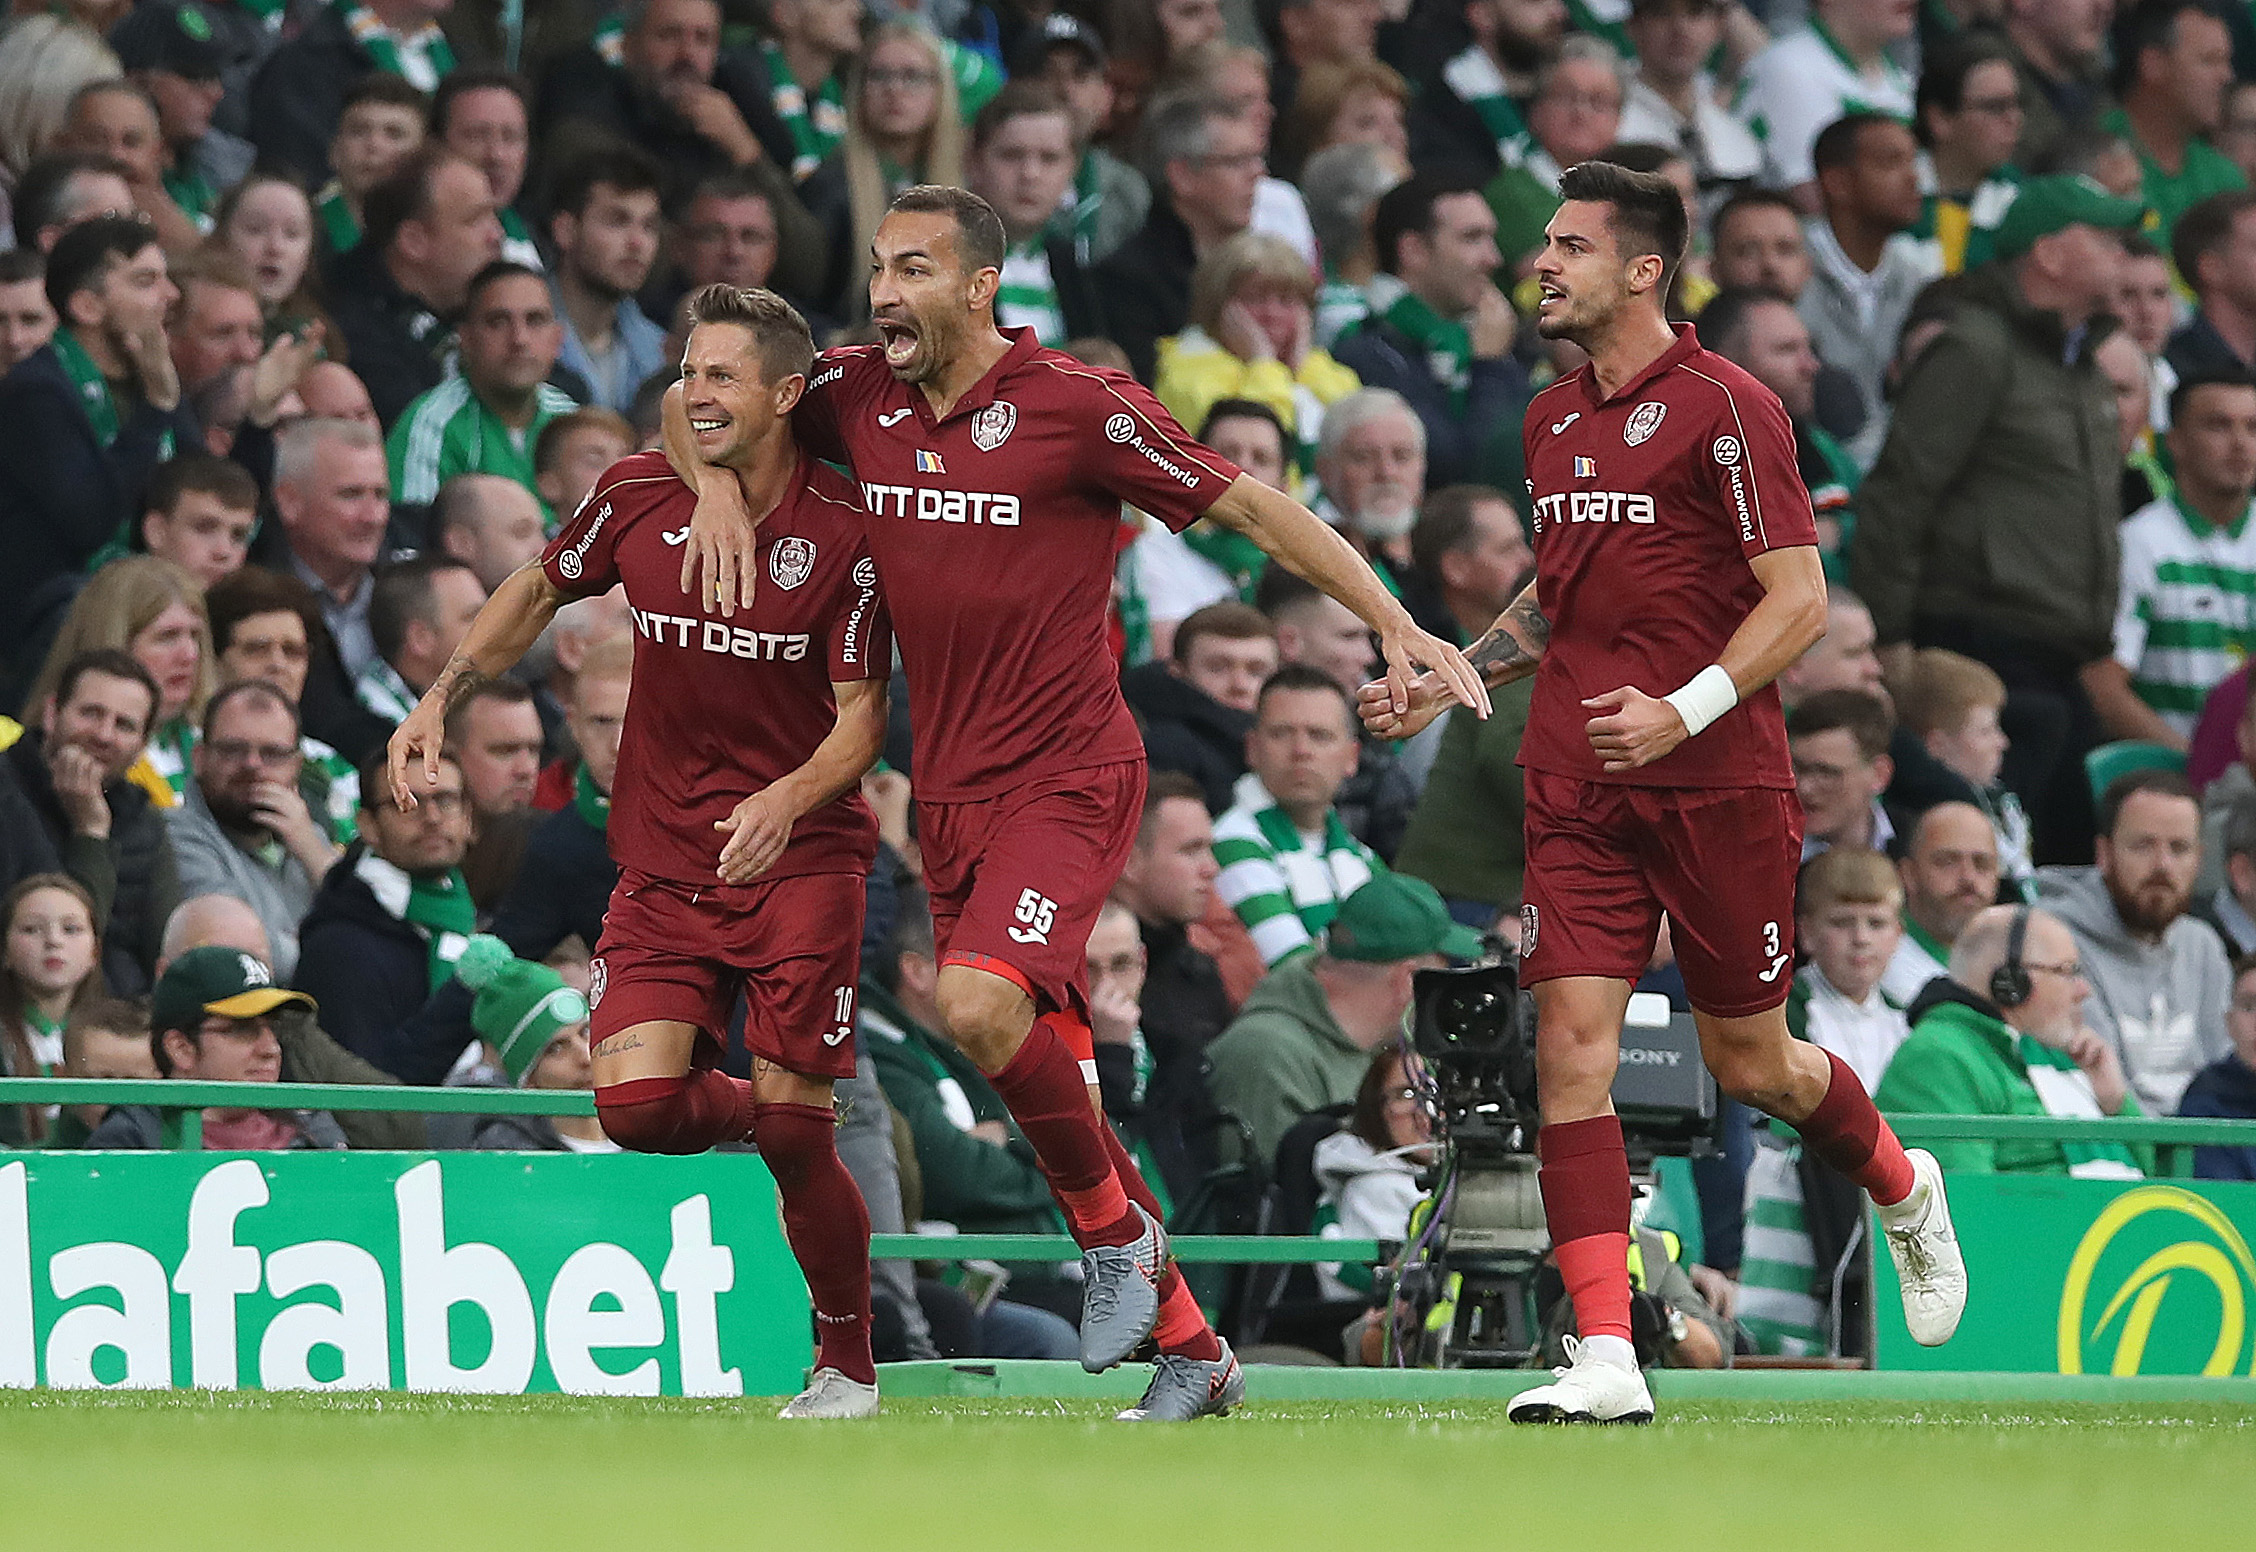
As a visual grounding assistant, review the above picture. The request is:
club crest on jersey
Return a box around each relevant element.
[1623,401,1667,446]
[1574,456,1596,478]
[769,536,817,590]
[915,449,946,474]
[970,399,1017,451]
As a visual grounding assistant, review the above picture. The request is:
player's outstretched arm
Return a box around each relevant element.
[715,677,889,884]
[661,381,766,617]
[1203,473,1490,720]
[1358,578,1549,741]
[388,563,570,809]
[1583,543,1827,773]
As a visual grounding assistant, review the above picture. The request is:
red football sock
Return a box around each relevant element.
[1098,1125,1220,1361]
[1537,1115,1634,1344]
[756,1101,876,1387]
[985,1021,1140,1248]
[1797,1049,1917,1206]
[594,1071,753,1154]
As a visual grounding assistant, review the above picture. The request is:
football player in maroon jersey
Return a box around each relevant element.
[1364,159,1966,1422]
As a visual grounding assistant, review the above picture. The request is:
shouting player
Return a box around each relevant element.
[672,185,1486,1421]
[1363,160,1967,1423]
[389,286,893,1420]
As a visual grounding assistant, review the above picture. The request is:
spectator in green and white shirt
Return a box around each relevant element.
[386,262,582,518]
[1734,0,1915,203]
[2099,370,2256,747]
[1213,664,1383,967]
[968,82,1105,346]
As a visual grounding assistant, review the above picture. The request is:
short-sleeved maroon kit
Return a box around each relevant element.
[798,328,1241,1016]
[1514,324,1818,1016]
[538,450,890,1076]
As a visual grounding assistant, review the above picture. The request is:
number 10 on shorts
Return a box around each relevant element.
[1009,888,1058,945]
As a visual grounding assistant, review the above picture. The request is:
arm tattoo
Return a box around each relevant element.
[1466,594,1549,686]
[432,655,492,717]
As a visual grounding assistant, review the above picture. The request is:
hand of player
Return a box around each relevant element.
[1357,669,1450,740]
[680,476,759,617]
[2065,1025,2131,1117]
[1379,624,1490,722]
[1583,685,1688,772]
[388,697,449,810]
[47,745,110,838]
[716,787,796,883]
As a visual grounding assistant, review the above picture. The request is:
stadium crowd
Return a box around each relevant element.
[1,0,2255,1368]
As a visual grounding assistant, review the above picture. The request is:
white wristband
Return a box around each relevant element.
[1661,664,1738,739]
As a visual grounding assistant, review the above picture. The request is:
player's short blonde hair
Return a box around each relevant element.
[685,284,815,389]
[1888,648,2005,738]
[1797,847,1903,917]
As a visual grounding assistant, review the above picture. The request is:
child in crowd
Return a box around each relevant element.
[1890,648,2036,896]
[1788,847,1913,1094]
[316,74,428,253]
[0,874,104,1144]
[53,996,156,1147]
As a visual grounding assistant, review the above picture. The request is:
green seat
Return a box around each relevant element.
[2084,740,2187,806]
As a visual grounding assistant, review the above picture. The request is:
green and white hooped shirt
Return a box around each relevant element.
[1736,20,1913,188]
[2113,492,2256,734]
[1211,772,1380,968]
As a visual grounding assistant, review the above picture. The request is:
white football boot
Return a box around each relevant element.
[777,1367,880,1419]
[1877,1148,1967,1346]
[1506,1336,1654,1425]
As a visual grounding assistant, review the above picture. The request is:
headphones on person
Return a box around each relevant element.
[1989,905,2033,1009]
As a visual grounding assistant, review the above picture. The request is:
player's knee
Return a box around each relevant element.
[1702,1035,1792,1109]
[595,1076,719,1154]
[934,973,1028,1070]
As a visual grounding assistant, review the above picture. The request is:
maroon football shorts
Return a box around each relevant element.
[917,761,1147,1036]
[1518,768,1805,1019]
[589,867,866,1081]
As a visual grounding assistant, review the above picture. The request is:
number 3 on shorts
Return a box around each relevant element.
[1008,887,1058,945]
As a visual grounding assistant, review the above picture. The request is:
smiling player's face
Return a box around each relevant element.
[869,210,985,384]
[681,322,786,468]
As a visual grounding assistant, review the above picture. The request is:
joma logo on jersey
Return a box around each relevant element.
[630,607,810,660]
[1531,490,1657,528]
[860,482,1021,526]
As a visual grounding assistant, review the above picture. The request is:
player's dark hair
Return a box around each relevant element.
[1254,661,1356,726]
[369,554,480,670]
[463,259,547,314]
[2169,366,2256,425]
[13,151,131,247]
[1696,284,1796,360]
[1172,600,1276,665]
[889,184,1008,275]
[535,405,634,475]
[2113,0,2231,99]
[685,283,817,387]
[1198,396,1287,452]
[1410,484,1518,580]
[2171,190,2256,297]
[51,648,158,730]
[1596,141,1683,178]
[1914,33,2017,146]
[340,71,429,121]
[2097,767,2196,838]
[429,67,529,137]
[44,212,160,319]
[205,566,330,664]
[1786,688,1892,764]
[200,677,300,743]
[1811,111,1899,178]
[1555,158,1688,286]
[550,143,663,221]
[1371,173,1486,276]
[971,79,1073,153]
[144,452,258,520]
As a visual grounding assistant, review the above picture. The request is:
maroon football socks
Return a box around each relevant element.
[985,1020,1142,1249]
[756,1101,877,1387]
[1795,1048,1918,1206]
[1537,1114,1635,1344]
[593,1071,754,1153]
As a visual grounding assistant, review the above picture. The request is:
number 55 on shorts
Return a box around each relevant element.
[1008,888,1058,945]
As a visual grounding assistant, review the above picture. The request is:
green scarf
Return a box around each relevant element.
[355,849,474,991]
[1181,523,1270,602]
[163,163,217,226]
[53,327,124,449]
[344,1,456,86]
[1250,800,1362,872]
[1358,278,1472,415]
[316,186,361,254]
[761,41,845,181]
[575,763,610,833]
[2017,1034,2147,1176]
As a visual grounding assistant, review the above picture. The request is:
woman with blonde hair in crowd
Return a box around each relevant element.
[0,872,103,1145]
[804,20,964,320]
[1155,230,1360,489]
[28,556,215,808]
[0,15,120,230]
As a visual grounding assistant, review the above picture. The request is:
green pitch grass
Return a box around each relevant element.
[3,1390,2246,1551]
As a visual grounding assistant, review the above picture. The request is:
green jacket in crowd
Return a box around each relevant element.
[1874,985,2153,1177]
[1392,676,1535,912]
[1206,956,1383,1167]
[1849,264,2121,663]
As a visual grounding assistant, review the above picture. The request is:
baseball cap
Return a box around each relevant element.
[456,935,590,1084]
[1990,174,2147,260]
[1325,874,1485,963]
[152,946,315,1036]
[1013,12,1106,76]
[110,2,227,80]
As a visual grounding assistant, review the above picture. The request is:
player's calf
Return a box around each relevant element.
[757,1095,878,1387]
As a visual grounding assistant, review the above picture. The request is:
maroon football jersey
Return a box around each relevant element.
[1517,324,1818,790]
[795,327,1242,802]
[539,449,890,883]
